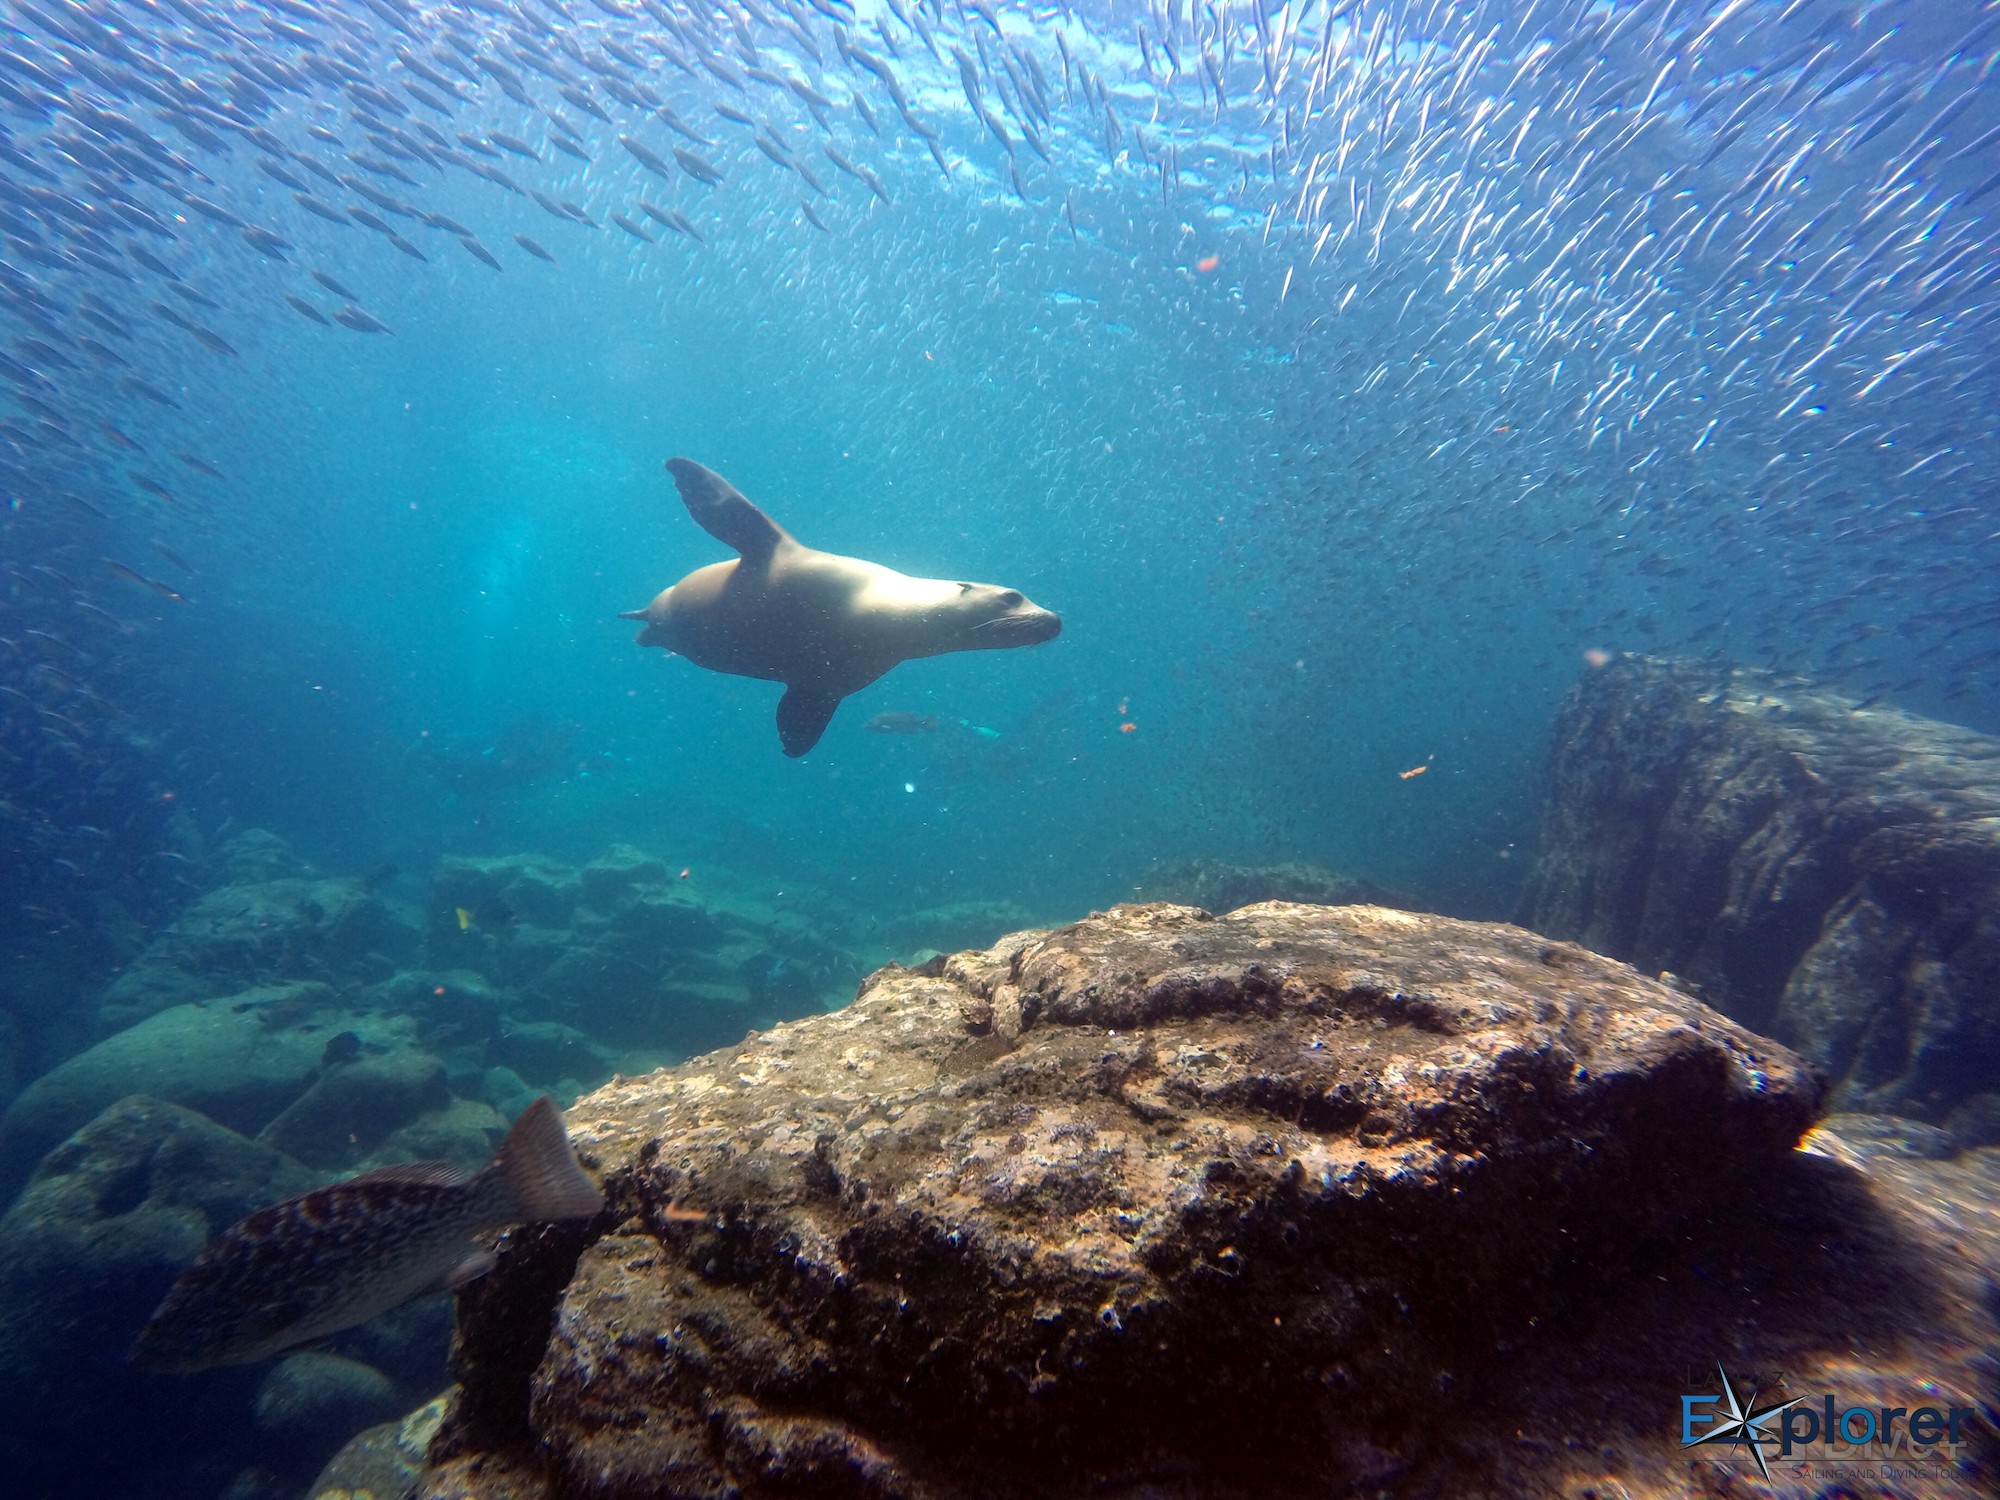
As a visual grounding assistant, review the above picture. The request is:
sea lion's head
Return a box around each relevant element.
[918,580,1062,655]
[619,585,682,650]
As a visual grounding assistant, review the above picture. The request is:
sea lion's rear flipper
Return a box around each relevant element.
[666,458,791,565]
[776,686,841,757]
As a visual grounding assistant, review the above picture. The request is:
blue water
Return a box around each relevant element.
[1,0,1997,1490]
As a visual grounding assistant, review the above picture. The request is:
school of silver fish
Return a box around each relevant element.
[1,0,1998,926]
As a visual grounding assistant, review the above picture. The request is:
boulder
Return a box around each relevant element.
[424,903,1827,1499]
[254,1351,403,1465]
[491,1020,608,1088]
[1520,654,2000,1119]
[366,968,509,1043]
[101,874,421,1033]
[421,850,851,1063]
[576,844,671,910]
[258,1045,452,1168]
[307,1391,451,1500]
[0,989,419,1195]
[367,1097,509,1173]
[0,1096,316,1496]
[210,827,312,885]
[481,1066,538,1121]
[431,854,582,938]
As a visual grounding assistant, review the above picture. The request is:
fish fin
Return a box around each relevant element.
[665,457,791,565]
[776,686,842,757]
[342,1161,469,1189]
[443,1247,497,1291]
[496,1096,605,1222]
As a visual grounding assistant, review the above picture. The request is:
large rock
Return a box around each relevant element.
[0,989,425,1194]
[258,1045,452,1169]
[426,849,853,1060]
[254,1351,403,1467]
[1520,655,2000,1119]
[421,902,1826,1499]
[100,872,421,1033]
[0,1096,317,1495]
[307,1391,451,1500]
[430,854,582,936]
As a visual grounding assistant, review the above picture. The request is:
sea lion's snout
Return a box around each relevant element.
[964,594,1061,649]
[620,603,673,650]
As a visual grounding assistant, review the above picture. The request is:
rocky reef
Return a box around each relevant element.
[1521,655,2000,1131]
[0,1082,460,1494]
[0,831,1065,1499]
[400,901,1999,1500]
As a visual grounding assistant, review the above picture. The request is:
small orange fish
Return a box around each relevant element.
[1583,648,1611,668]
[679,867,692,880]
[1399,763,1428,780]
[1196,254,1220,272]
[1120,722,1137,734]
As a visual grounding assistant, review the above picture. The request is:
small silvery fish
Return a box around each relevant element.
[134,1096,604,1372]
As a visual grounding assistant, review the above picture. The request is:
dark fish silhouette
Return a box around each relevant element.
[135,1097,603,1371]
[333,304,392,334]
[866,711,938,734]
[319,1029,362,1068]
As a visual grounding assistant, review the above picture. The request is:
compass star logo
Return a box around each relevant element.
[1682,1363,1809,1480]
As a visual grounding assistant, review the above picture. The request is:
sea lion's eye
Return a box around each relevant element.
[1000,590,1023,606]
[958,582,973,592]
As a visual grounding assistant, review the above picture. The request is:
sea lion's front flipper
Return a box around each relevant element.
[776,685,842,757]
[666,458,791,565]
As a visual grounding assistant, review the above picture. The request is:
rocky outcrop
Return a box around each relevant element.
[0,992,434,1191]
[418,902,1831,1500]
[0,1094,472,1498]
[99,872,421,1034]
[254,1351,404,1470]
[427,847,860,1057]
[307,1391,451,1500]
[1521,655,2000,1124]
[0,1096,317,1497]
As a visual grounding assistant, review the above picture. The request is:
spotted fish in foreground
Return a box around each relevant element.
[134,1096,603,1372]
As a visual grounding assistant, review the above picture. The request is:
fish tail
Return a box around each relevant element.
[496,1096,605,1222]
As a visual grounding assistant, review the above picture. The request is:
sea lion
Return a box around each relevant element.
[623,459,1062,756]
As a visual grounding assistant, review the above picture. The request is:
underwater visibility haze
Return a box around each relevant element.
[0,0,1997,1492]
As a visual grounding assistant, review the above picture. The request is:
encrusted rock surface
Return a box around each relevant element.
[1521,655,2000,1122]
[417,902,1841,1500]
[305,1390,451,1500]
